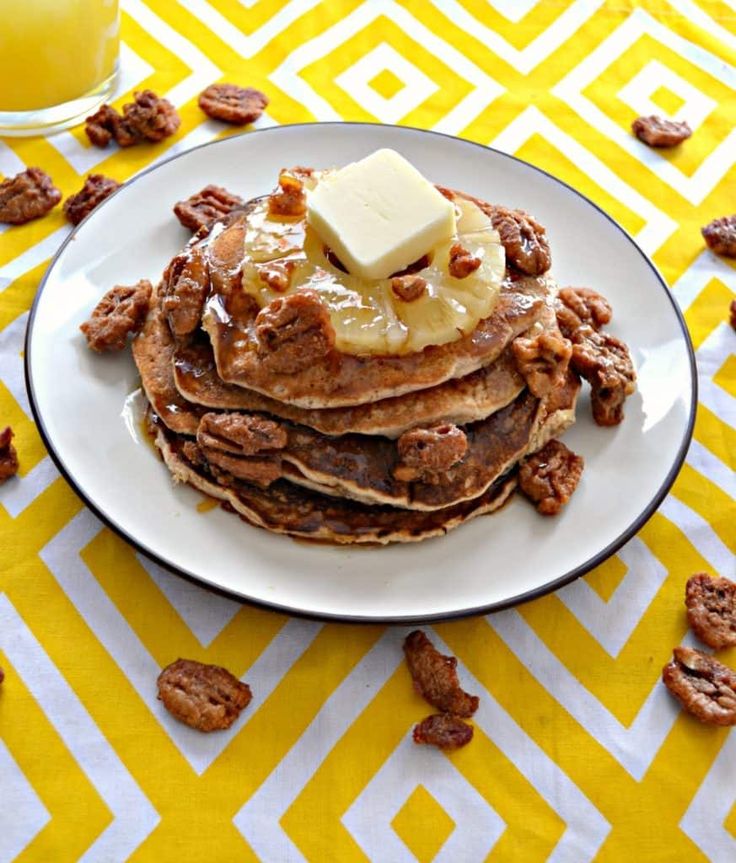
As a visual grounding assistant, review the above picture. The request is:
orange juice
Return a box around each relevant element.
[0,0,119,111]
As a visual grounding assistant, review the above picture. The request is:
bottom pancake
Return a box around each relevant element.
[152,417,518,545]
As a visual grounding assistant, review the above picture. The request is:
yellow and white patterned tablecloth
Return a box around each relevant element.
[1,1,735,860]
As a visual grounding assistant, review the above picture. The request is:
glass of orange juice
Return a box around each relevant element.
[0,0,119,136]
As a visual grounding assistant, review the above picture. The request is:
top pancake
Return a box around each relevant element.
[192,188,548,408]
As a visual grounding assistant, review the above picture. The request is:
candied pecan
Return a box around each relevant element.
[258,260,297,293]
[512,331,571,398]
[204,449,282,488]
[394,424,468,485]
[448,243,481,279]
[174,185,244,233]
[662,647,736,726]
[255,290,335,374]
[197,412,286,456]
[0,168,61,225]
[391,274,427,302]
[181,440,207,469]
[63,174,120,225]
[157,658,252,732]
[123,90,180,142]
[686,573,736,650]
[570,327,636,426]
[730,299,736,331]
[161,247,210,337]
[556,287,613,339]
[413,713,474,750]
[198,83,269,125]
[403,630,479,717]
[80,279,152,352]
[491,206,551,275]
[0,427,19,484]
[268,171,306,219]
[702,216,736,258]
[85,104,138,148]
[519,439,584,516]
[632,115,691,148]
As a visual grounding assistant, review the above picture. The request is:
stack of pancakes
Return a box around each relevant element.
[133,182,579,544]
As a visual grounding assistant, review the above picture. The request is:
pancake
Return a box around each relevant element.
[197,185,549,408]
[131,286,202,436]
[173,339,525,438]
[151,417,518,545]
[205,227,546,408]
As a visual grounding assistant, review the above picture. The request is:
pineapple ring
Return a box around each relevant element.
[238,188,506,356]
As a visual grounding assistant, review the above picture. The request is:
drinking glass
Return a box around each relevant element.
[0,0,120,136]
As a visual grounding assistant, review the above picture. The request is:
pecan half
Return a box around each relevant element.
[686,573,736,650]
[268,171,306,219]
[157,658,252,732]
[174,185,245,233]
[198,83,269,125]
[448,243,481,279]
[491,206,551,275]
[555,287,613,339]
[391,274,427,302]
[63,174,120,225]
[197,413,286,456]
[0,427,19,484]
[123,90,180,142]
[161,247,210,337]
[404,630,479,717]
[413,713,474,750]
[394,424,468,485]
[512,330,571,398]
[85,104,138,148]
[662,647,736,726]
[702,215,736,258]
[255,290,335,373]
[519,439,584,516]
[730,299,736,331]
[632,115,691,148]
[80,280,152,352]
[205,450,282,488]
[570,327,636,426]
[0,168,61,225]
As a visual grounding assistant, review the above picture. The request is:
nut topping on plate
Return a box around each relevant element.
[519,439,584,516]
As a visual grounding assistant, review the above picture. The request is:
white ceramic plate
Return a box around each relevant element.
[26,123,695,621]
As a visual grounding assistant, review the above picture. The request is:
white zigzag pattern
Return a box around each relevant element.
[552,9,736,204]
[39,508,322,775]
[489,106,677,253]
[0,739,50,863]
[343,734,505,861]
[489,610,681,779]
[269,0,504,133]
[235,627,609,863]
[431,0,605,75]
[0,593,159,860]
[558,538,668,658]
[680,732,736,863]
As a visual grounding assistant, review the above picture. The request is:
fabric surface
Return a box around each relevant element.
[1,0,735,860]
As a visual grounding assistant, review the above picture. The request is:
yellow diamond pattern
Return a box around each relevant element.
[368,67,406,99]
[391,785,456,862]
[1,0,735,860]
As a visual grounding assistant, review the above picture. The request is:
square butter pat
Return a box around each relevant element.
[306,148,456,281]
